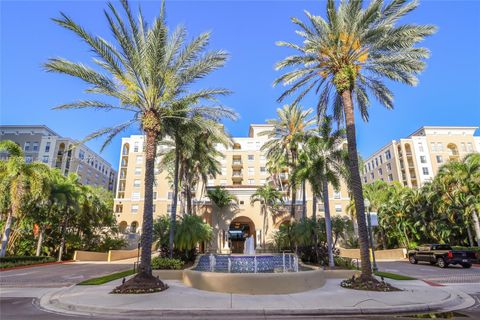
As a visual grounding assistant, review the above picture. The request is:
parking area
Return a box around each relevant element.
[377,260,480,284]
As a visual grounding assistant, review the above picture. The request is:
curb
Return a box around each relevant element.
[38,285,476,318]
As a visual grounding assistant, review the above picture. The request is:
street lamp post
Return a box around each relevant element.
[364,199,378,272]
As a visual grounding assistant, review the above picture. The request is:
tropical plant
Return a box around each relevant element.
[250,185,284,247]
[275,0,436,279]
[261,104,314,218]
[0,140,49,257]
[207,187,237,208]
[44,0,232,291]
[174,215,213,253]
[292,116,347,267]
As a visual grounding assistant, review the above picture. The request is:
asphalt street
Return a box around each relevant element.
[1,260,479,319]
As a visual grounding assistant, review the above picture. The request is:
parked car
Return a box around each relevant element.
[408,244,476,268]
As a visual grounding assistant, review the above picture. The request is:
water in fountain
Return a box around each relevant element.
[228,257,231,273]
[254,256,257,273]
[209,253,216,272]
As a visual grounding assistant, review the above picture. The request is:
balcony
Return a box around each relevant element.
[232,159,243,168]
[232,171,243,181]
[279,173,288,181]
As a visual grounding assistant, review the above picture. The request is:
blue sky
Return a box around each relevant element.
[1,0,479,169]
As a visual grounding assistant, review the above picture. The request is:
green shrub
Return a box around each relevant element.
[151,257,184,270]
[334,256,358,270]
[0,256,55,269]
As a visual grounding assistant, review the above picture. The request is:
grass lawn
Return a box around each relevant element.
[374,271,417,281]
[78,269,136,285]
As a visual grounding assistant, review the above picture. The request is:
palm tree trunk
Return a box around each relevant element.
[323,181,334,268]
[169,143,181,258]
[466,225,474,247]
[263,205,267,248]
[471,211,480,247]
[302,181,307,220]
[0,211,13,257]
[290,185,297,219]
[312,193,319,263]
[36,226,44,256]
[58,219,67,262]
[186,182,193,215]
[138,129,156,275]
[312,194,317,221]
[341,90,372,278]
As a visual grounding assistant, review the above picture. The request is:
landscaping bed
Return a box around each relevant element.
[78,269,136,285]
[0,256,56,269]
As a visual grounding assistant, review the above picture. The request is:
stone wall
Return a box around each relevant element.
[339,248,407,261]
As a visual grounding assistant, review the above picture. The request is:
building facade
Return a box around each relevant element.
[113,124,351,252]
[362,126,480,188]
[0,125,117,191]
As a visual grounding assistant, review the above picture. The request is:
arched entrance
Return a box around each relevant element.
[229,216,255,254]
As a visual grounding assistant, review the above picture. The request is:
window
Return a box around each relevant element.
[115,204,123,213]
[32,142,39,151]
[385,150,391,160]
[436,155,443,163]
[388,174,393,182]
[370,172,374,179]
[467,142,473,152]
[131,205,139,213]
[153,192,157,200]
[135,167,141,175]
[418,143,424,152]
[132,192,140,200]
[78,164,83,171]
[25,156,33,163]
[133,179,141,188]
[260,155,266,161]
[42,155,49,163]
[334,191,341,199]
[248,167,254,176]
[78,149,84,160]
[248,179,255,185]
[260,179,266,184]
[24,142,30,151]
[335,204,342,213]
[136,156,143,164]
[152,204,156,213]
[422,167,429,175]
[375,158,378,167]
[379,155,383,164]
[378,168,383,175]
[168,192,173,200]
[364,176,367,183]
[260,166,266,173]
[430,142,437,152]
[386,163,392,171]
[461,142,466,152]
[367,163,371,171]
[221,167,227,176]
[220,179,227,186]
[248,154,254,161]
[239,200,245,205]
[437,142,443,152]
[207,180,214,186]
[420,156,427,163]
[45,142,51,153]
[167,205,172,213]
[134,142,139,152]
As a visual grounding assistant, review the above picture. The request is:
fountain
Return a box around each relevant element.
[209,253,216,272]
[227,257,232,273]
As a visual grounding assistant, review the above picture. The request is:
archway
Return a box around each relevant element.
[130,221,138,233]
[229,216,255,254]
[119,221,128,233]
[447,143,459,156]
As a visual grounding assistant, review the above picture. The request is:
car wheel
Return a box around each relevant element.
[409,255,418,264]
[461,263,472,269]
[429,261,436,265]
[437,257,448,268]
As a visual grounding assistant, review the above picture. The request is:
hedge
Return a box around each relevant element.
[151,257,184,270]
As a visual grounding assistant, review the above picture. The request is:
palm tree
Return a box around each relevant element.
[261,104,314,219]
[45,0,231,291]
[250,185,284,247]
[292,116,347,267]
[0,140,49,257]
[436,154,480,246]
[275,0,436,279]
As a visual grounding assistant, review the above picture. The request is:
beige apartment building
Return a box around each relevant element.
[362,126,480,188]
[0,125,117,191]
[113,124,351,253]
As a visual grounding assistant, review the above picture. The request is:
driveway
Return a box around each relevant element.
[377,260,480,284]
[0,261,133,288]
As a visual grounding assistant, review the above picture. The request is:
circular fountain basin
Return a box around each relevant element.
[182,254,327,294]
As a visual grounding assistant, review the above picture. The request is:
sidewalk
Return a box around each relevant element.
[39,278,475,318]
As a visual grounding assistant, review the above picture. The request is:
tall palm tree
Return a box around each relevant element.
[0,140,49,257]
[261,104,314,219]
[250,185,284,247]
[45,0,231,291]
[292,116,346,267]
[275,0,436,278]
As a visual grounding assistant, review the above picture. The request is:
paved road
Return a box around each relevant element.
[377,260,480,284]
[0,261,133,287]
